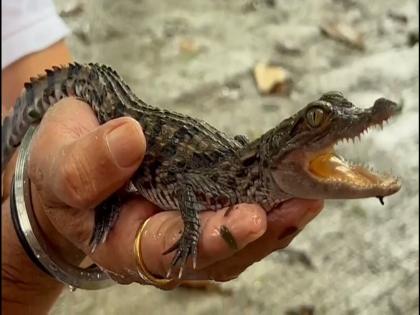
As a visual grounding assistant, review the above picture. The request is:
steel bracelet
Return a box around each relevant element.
[12,125,115,290]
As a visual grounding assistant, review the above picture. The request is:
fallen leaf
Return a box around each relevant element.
[320,21,365,50]
[254,63,293,96]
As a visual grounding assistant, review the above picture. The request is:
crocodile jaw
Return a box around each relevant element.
[272,149,401,200]
[271,98,402,200]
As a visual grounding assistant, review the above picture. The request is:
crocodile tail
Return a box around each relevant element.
[1,63,87,172]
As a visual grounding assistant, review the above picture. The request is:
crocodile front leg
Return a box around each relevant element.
[89,193,124,253]
[163,184,200,278]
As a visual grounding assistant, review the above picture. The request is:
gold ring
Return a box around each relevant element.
[133,218,179,290]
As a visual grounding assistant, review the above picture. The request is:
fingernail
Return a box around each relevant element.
[106,120,144,168]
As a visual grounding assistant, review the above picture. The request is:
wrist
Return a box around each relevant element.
[2,199,63,314]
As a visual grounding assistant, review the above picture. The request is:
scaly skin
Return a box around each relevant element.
[1,63,401,277]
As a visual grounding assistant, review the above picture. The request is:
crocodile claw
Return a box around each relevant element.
[162,229,199,279]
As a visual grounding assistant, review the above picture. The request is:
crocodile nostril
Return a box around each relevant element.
[373,98,398,113]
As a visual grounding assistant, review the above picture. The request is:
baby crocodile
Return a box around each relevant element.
[1,63,401,277]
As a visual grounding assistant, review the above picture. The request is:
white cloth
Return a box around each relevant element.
[1,0,70,69]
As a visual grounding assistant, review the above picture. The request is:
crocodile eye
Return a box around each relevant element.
[306,107,325,128]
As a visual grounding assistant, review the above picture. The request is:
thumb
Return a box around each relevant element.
[47,117,146,209]
[28,98,146,210]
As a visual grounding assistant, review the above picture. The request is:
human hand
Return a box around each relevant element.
[27,98,323,287]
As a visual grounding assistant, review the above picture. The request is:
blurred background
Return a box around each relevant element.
[51,0,418,314]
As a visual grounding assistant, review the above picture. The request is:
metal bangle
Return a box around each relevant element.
[12,125,115,290]
[133,218,179,290]
[10,178,53,277]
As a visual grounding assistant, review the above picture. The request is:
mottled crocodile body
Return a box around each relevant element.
[1,63,401,275]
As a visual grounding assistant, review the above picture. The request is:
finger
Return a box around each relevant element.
[77,200,320,284]
[269,199,324,245]
[48,116,145,209]
[140,204,267,279]
[198,199,323,281]
[30,98,146,210]
[87,198,159,284]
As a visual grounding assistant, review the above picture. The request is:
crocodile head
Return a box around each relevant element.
[262,92,401,200]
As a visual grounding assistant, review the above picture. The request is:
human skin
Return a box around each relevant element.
[1,41,324,314]
[2,40,73,315]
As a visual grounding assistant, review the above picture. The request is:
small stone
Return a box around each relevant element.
[387,10,409,24]
[407,30,419,47]
[275,42,302,55]
[179,38,201,54]
[285,305,315,315]
[59,1,84,18]
[73,24,91,44]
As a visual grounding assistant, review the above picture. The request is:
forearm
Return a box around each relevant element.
[2,40,72,114]
[2,200,63,314]
[2,40,72,313]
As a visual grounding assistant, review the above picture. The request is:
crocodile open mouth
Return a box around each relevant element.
[272,96,401,201]
[306,114,400,199]
[308,151,398,196]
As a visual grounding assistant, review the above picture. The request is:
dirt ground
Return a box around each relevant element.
[51,0,419,314]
